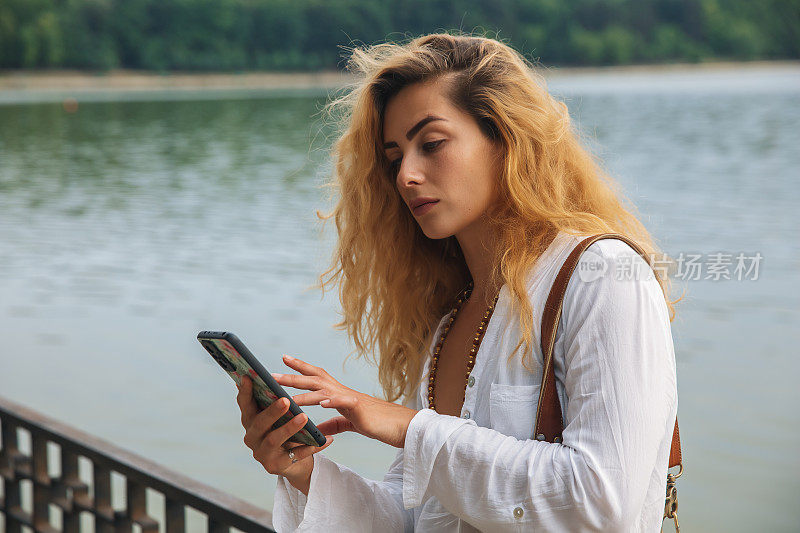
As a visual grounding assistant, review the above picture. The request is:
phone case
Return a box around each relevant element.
[197,331,327,447]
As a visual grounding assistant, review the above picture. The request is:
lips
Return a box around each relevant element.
[411,199,439,215]
[409,197,439,209]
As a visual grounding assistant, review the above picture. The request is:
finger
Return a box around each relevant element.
[256,435,334,468]
[319,396,358,409]
[267,412,311,448]
[314,416,356,436]
[291,390,330,407]
[281,354,328,378]
[236,376,259,427]
[271,372,320,391]
[243,397,291,448]
[281,436,335,462]
[280,440,307,451]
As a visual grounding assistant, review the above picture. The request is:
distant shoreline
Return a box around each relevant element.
[2,60,798,94]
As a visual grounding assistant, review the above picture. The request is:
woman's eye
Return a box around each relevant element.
[387,140,444,179]
[423,139,445,152]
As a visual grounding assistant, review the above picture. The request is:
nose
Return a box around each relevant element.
[395,155,425,190]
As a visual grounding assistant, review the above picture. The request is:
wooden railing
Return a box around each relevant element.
[0,395,275,532]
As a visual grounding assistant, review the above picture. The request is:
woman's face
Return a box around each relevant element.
[382,78,502,240]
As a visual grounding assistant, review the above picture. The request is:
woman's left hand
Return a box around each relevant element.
[272,354,419,448]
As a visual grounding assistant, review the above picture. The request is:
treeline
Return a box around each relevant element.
[0,0,797,71]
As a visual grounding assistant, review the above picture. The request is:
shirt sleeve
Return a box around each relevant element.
[272,411,418,532]
[401,239,678,531]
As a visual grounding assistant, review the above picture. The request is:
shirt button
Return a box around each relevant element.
[513,507,524,518]
[467,375,475,387]
[461,410,470,419]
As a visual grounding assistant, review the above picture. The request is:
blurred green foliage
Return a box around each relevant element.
[0,0,797,70]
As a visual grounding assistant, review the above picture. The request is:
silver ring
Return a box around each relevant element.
[287,449,298,464]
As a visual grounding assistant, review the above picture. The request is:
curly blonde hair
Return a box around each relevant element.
[313,32,681,403]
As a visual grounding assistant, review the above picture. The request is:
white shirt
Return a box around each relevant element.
[272,231,678,532]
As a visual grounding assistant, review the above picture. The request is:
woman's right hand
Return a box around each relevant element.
[236,376,334,493]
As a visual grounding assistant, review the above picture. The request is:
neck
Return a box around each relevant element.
[455,218,503,305]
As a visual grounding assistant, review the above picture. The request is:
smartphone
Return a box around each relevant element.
[197,330,327,447]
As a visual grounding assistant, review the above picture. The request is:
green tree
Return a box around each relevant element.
[0,0,797,71]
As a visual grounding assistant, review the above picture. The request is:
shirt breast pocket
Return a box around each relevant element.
[488,383,540,441]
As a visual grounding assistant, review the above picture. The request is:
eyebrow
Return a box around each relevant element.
[383,115,446,149]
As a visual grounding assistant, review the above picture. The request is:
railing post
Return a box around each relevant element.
[60,448,85,533]
[0,418,23,533]
[165,498,186,533]
[209,518,230,533]
[32,432,52,531]
[93,464,115,533]
[127,478,159,532]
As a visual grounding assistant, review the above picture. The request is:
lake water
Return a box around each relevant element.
[1,65,798,531]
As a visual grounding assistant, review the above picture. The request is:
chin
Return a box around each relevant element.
[419,221,458,241]
[423,229,451,240]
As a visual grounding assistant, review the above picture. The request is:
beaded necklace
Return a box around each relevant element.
[427,280,501,412]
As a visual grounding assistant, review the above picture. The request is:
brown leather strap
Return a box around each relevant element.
[535,233,682,469]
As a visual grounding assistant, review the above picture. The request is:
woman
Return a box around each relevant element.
[236,33,679,532]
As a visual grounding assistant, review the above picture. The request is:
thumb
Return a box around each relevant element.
[315,416,356,436]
